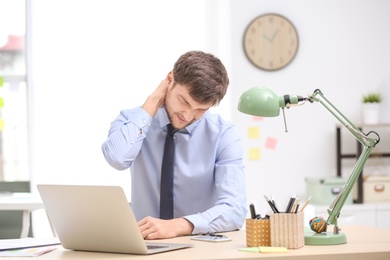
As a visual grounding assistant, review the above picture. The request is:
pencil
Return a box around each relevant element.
[299,196,311,212]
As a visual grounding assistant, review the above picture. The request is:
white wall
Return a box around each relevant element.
[229,0,390,214]
[28,0,213,191]
[27,0,390,236]
[27,0,220,236]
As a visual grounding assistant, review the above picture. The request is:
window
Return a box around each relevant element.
[0,0,29,181]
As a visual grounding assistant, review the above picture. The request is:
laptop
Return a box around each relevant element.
[37,184,193,255]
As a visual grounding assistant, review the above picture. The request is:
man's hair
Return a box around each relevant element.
[172,51,229,106]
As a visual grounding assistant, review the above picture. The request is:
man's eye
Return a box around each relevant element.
[181,99,190,107]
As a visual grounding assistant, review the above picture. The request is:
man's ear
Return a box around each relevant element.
[166,71,174,87]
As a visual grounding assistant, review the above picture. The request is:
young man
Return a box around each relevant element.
[102,51,247,240]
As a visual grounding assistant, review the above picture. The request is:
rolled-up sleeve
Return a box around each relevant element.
[101,107,153,170]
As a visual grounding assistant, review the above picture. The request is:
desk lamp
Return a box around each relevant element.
[237,86,380,245]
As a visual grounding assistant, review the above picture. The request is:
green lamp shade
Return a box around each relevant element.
[237,86,281,117]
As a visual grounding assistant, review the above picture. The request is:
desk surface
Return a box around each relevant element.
[1,225,390,260]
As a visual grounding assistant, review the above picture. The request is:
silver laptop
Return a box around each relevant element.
[37,184,193,255]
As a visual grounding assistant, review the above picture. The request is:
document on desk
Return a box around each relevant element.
[0,246,57,257]
[0,237,60,251]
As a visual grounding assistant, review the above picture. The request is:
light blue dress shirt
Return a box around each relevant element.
[101,106,247,234]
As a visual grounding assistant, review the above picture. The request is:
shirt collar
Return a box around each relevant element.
[157,107,206,135]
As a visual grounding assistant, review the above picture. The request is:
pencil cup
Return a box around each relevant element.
[245,218,271,247]
[270,212,304,249]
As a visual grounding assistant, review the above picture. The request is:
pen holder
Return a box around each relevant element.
[270,212,304,249]
[245,218,271,247]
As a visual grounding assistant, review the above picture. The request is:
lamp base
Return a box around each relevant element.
[304,231,347,245]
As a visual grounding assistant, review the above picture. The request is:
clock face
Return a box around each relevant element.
[243,14,299,71]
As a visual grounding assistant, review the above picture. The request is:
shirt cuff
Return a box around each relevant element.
[130,106,153,129]
[183,214,210,235]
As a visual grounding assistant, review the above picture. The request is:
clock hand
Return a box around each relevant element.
[270,30,279,42]
[262,34,272,42]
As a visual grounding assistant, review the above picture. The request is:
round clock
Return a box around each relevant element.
[243,13,299,71]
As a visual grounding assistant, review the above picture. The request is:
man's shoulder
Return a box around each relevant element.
[200,111,241,139]
[203,110,234,127]
[201,111,242,150]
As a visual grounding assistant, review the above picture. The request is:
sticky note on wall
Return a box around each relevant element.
[249,148,261,161]
[248,126,260,139]
[265,137,278,150]
[252,116,263,122]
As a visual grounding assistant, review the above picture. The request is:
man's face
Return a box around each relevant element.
[165,83,212,129]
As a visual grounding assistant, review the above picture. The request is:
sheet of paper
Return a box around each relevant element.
[239,247,260,253]
[0,246,57,257]
[0,237,60,251]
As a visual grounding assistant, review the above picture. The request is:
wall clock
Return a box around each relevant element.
[243,13,299,71]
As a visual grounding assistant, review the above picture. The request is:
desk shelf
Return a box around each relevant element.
[336,123,390,203]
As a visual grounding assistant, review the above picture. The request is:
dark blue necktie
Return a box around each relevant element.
[160,124,177,219]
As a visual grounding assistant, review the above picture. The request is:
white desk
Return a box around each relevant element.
[0,193,45,238]
[0,225,389,259]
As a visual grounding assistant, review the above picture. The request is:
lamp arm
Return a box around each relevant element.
[309,89,379,229]
[327,147,373,227]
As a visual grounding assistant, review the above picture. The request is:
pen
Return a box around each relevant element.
[294,198,300,213]
[249,204,257,219]
[264,195,279,213]
[285,193,296,213]
[270,195,280,213]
